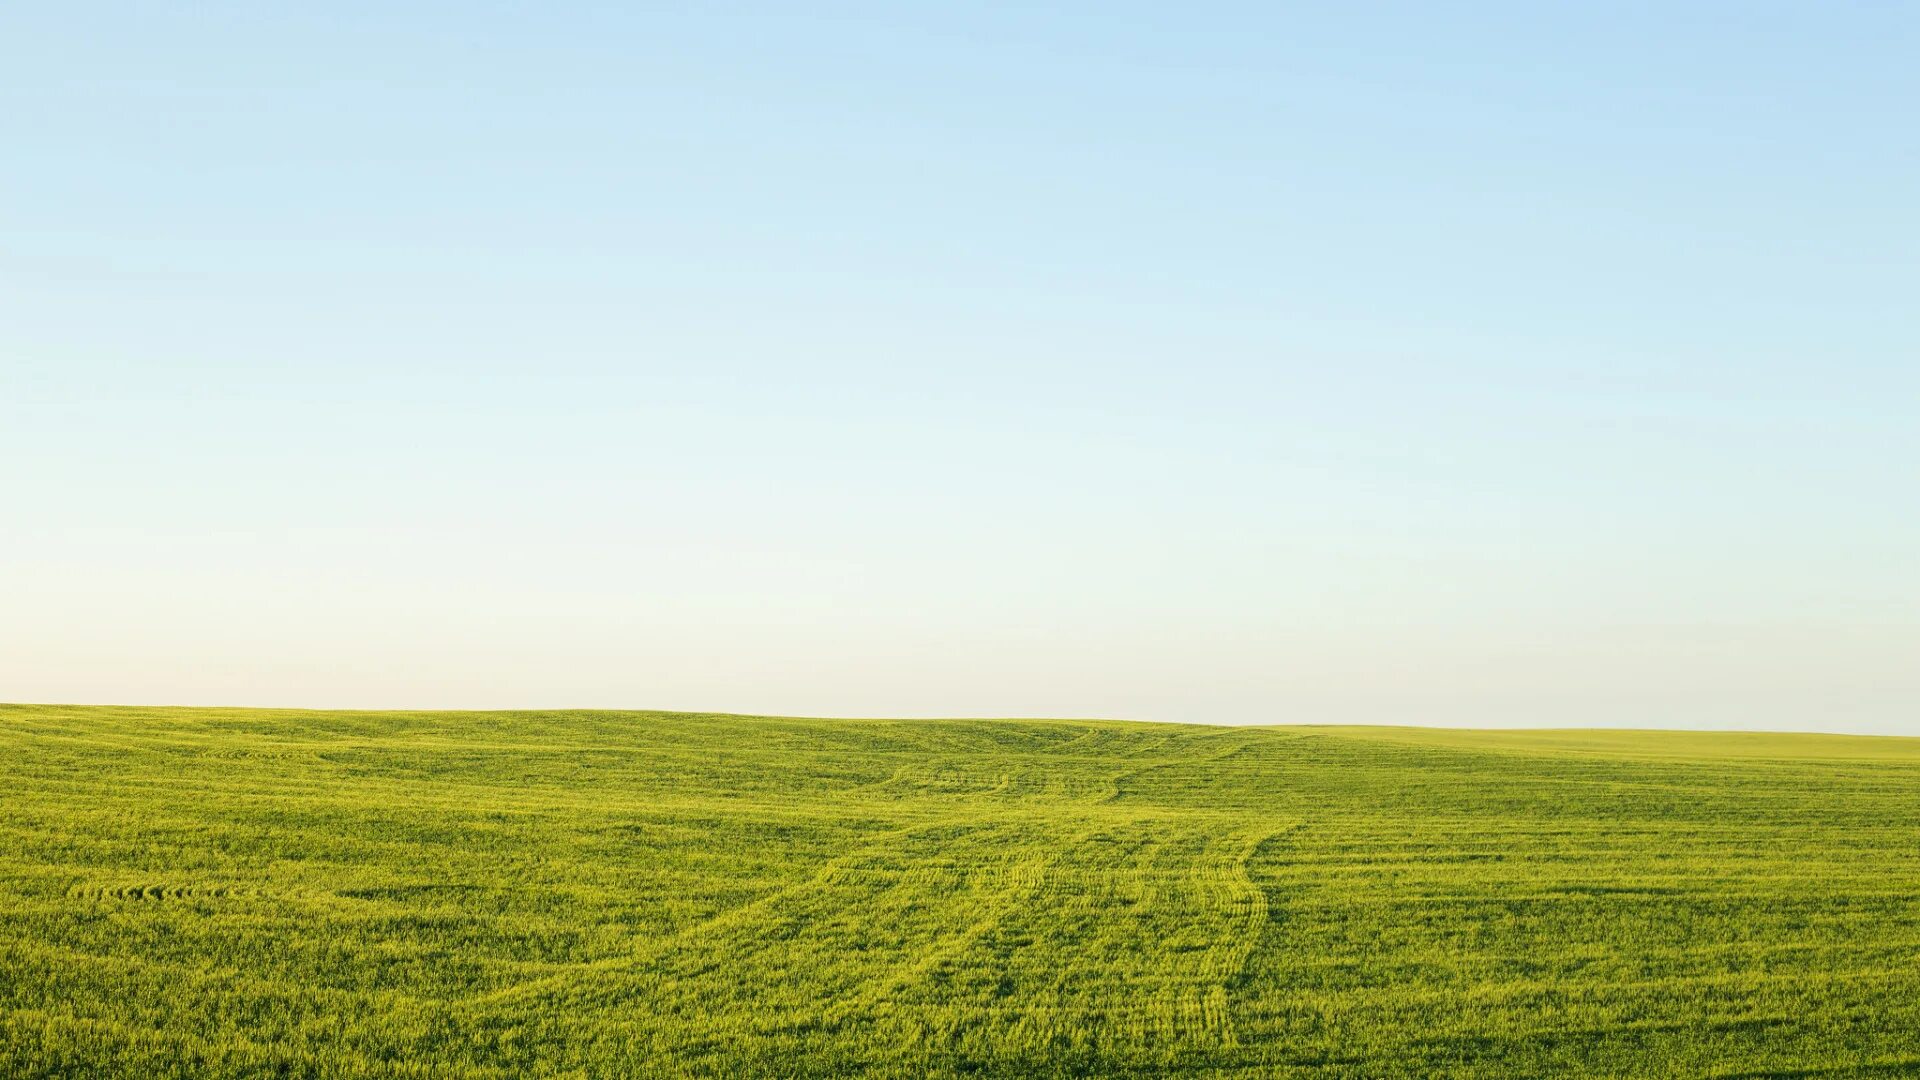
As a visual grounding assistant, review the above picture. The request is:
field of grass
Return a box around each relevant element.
[3,704,1919,1077]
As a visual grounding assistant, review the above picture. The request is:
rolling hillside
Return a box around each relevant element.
[3,704,1918,1077]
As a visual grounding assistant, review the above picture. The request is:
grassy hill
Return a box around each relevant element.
[3,704,1918,1077]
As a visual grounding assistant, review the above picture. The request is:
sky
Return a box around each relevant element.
[3,3,1916,732]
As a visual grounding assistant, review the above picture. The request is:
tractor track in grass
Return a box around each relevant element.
[460,816,1007,1011]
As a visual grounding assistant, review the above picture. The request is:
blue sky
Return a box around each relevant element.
[4,3,1916,730]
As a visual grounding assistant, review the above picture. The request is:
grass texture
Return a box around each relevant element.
[4,703,1919,1077]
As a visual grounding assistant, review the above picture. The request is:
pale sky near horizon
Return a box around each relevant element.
[4,4,1916,732]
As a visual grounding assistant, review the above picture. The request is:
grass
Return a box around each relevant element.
[3,704,1919,1077]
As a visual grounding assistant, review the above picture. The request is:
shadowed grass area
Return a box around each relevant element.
[3,704,1918,1077]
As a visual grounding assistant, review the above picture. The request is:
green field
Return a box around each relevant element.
[4,704,1919,1077]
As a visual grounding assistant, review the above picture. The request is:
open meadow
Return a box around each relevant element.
[3,703,1918,1077]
